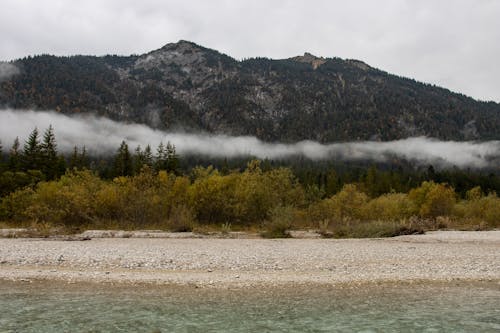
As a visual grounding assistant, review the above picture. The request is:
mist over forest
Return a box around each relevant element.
[1,109,499,169]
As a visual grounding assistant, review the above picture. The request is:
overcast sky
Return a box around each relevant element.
[1,0,499,102]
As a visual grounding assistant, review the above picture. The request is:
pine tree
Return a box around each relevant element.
[69,146,79,170]
[40,125,59,179]
[155,142,167,170]
[80,146,89,169]
[143,145,153,167]
[0,140,4,171]
[8,137,21,171]
[133,145,145,173]
[113,141,132,177]
[165,141,179,174]
[22,128,42,171]
[69,146,90,170]
[155,141,179,173]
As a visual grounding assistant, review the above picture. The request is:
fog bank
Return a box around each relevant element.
[0,109,499,168]
[0,63,19,82]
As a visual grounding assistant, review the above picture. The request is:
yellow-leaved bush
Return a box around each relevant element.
[0,165,498,232]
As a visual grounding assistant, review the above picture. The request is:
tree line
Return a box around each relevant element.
[0,126,179,197]
[2,125,500,200]
[0,125,499,237]
[0,163,498,238]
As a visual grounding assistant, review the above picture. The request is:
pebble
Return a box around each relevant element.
[0,231,498,286]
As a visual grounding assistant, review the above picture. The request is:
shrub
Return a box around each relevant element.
[189,171,238,224]
[332,220,424,239]
[454,192,500,228]
[408,181,456,218]
[329,184,369,221]
[362,193,414,221]
[168,205,195,232]
[2,171,103,227]
[261,205,294,238]
[0,187,35,223]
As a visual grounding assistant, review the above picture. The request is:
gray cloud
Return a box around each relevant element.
[0,62,19,82]
[1,1,500,102]
[1,109,499,169]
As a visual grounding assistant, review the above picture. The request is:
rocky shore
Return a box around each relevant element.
[0,231,498,288]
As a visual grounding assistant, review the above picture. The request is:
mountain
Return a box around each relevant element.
[1,40,499,142]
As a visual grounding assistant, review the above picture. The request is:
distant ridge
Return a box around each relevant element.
[1,40,499,142]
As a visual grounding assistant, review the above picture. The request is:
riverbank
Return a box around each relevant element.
[0,231,498,288]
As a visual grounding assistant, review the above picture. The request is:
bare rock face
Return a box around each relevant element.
[135,41,206,70]
[291,52,326,69]
[346,59,371,71]
[133,40,236,87]
[2,40,499,142]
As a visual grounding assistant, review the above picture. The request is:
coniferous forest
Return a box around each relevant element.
[1,125,499,237]
[2,41,500,142]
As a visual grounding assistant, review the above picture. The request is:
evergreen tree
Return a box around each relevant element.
[133,144,154,173]
[113,141,132,177]
[69,146,90,170]
[40,125,59,179]
[165,141,179,174]
[155,142,167,170]
[143,145,153,167]
[56,155,67,177]
[8,137,21,171]
[80,146,89,169]
[155,141,180,173]
[325,169,341,197]
[22,128,42,171]
[0,140,4,171]
[133,145,145,173]
[69,146,79,170]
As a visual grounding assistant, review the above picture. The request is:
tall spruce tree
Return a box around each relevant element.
[155,142,167,171]
[165,141,179,174]
[155,141,179,173]
[133,145,154,173]
[8,137,21,171]
[40,125,59,179]
[143,145,153,167]
[69,146,79,170]
[69,145,90,170]
[80,146,89,169]
[113,141,132,177]
[133,145,145,173]
[22,128,42,171]
[0,140,4,171]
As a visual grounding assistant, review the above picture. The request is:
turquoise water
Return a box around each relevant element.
[0,281,499,332]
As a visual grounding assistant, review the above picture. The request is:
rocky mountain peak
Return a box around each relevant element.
[346,59,371,71]
[2,41,499,142]
[134,40,207,70]
[160,40,204,52]
[291,52,326,69]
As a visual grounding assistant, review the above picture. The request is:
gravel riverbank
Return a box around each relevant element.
[0,231,499,288]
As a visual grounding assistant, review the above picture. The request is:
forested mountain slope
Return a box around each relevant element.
[1,40,499,142]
